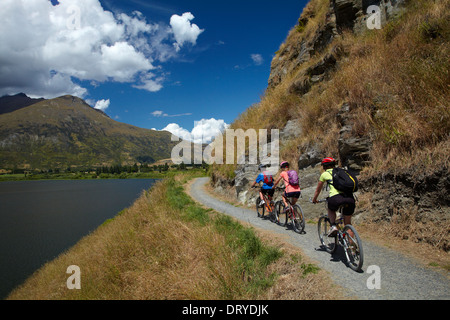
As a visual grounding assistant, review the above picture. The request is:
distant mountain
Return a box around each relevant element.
[0,94,178,169]
[0,93,45,115]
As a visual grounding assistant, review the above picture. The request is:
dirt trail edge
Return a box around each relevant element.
[188,177,449,300]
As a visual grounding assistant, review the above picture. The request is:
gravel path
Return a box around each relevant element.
[188,177,450,300]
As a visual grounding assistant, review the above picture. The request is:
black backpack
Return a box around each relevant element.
[331,168,358,195]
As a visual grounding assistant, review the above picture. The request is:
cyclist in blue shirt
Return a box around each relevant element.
[250,164,275,206]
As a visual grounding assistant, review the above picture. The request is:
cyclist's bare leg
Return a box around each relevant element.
[259,191,265,202]
[328,209,337,225]
[344,215,352,226]
[282,194,289,208]
[344,215,355,238]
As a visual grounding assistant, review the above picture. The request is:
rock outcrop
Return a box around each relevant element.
[337,103,371,172]
[213,0,407,205]
[359,167,450,251]
[269,0,406,89]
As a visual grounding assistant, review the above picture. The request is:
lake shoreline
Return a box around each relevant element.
[0,178,160,299]
[0,169,206,182]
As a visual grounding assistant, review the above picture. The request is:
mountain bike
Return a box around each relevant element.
[314,199,364,272]
[276,191,305,234]
[254,187,276,222]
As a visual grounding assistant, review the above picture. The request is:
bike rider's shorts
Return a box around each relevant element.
[284,191,300,199]
[327,194,355,216]
[260,188,275,197]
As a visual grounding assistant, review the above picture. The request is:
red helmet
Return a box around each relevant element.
[321,157,336,165]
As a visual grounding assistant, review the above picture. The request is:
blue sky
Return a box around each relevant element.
[0,0,308,141]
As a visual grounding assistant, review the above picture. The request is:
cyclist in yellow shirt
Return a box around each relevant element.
[312,157,356,236]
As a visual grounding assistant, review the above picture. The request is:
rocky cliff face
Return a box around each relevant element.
[269,0,406,89]
[211,0,448,253]
[212,0,450,252]
[212,0,408,202]
[359,167,450,251]
[268,0,407,174]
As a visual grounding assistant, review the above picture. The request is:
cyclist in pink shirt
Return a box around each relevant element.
[273,161,301,208]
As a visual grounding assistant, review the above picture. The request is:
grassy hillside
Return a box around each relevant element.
[0,95,177,169]
[210,0,449,253]
[7,172,341,300]
[230,0,449,175]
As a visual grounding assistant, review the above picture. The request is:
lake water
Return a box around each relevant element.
[0,179,157,299]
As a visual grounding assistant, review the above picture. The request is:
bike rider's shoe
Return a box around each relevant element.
[328,226,338,237]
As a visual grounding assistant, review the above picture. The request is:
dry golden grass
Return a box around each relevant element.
[7,174,345,300]
[190,179,347,300]
[255,231,348,300]
[7,180,244,300]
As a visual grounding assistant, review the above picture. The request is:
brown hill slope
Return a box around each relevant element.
[0,95,177,169]
[231,0,449,173]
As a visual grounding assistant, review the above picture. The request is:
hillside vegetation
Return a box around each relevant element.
[232,0,448,174]
[0,95,176,170]
[211,0,449,252]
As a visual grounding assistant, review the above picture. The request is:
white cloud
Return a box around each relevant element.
[170,12,204,52]
[0,0,203,98]
[152,110,166,117]
[233,54,265,71]
[94,99,110,111]
[163,123,193,141]
[151,110,192,117]
[251,54,264,65]
[162,119,229,144]
[133,73,164,92]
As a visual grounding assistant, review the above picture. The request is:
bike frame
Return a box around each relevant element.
[255,187,276,219]
[259,190,274,212]
[278,191,304,233]
[282,194,298,220]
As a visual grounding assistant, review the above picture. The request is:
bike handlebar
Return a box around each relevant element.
[309,197,327,203]
[249,185,285,191]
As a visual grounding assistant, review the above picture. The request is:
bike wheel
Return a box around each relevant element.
[292,204,305,234]
[318,216,337,253]
[343,225,364,272]
[256,198,265,218]
[277,202,287,226]
[270,201,279,224]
